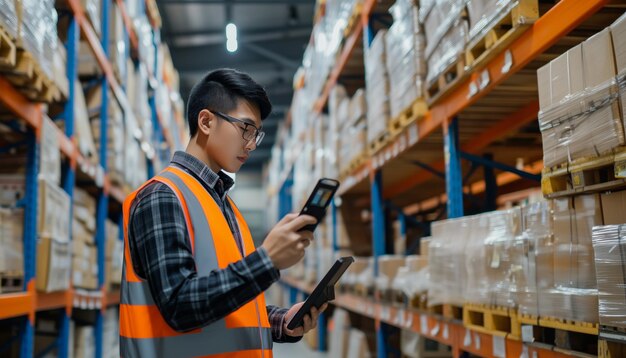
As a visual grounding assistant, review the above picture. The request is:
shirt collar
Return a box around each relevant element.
[170,151,235,195]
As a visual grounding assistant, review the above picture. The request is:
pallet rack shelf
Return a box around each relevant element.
[275,0,625,356]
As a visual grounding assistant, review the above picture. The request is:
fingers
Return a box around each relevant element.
[280,213,299,224]
[319,303,328,313]
[285,214,317,232]
[310,307,319,327]
[302,313,312,332]
[284,325,304,337]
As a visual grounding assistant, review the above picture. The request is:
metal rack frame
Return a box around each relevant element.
[278,0,616,356]
[0,1,177,357]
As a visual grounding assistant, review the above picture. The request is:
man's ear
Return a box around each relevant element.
[197,109,213,135]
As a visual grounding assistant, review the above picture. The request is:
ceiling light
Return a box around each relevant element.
[227,39,238,53]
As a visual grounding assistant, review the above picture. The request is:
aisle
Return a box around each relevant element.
[273,341,328,358]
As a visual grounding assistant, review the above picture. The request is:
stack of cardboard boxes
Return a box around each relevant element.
[428,216,470,307]
[88,86,126,186]
[420,0,468,91]
[338,89,368,174]
[385,0,426,119]
[0,207,23,275]
[365,30,390,145]
[72,188,99,291]
[538,19,625,169]
[36,117,72,292]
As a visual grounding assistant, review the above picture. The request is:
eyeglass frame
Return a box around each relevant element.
[211,110,265,145]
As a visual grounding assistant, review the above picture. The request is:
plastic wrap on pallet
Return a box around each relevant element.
[467,0,528,43]
[110,5,128,83]
[365,31,390,143]
[426,20,468,86]
[349,89,367,125]
[465,209,522,308]
[391,256,430,299]
[374,255,405,291]
[20,0,58,80]
[0,207,24,273]
[514,201,553,317]
[40,116,61,186]
[422,0,466,58]
[544,195,600,324]
[539,79,624,168]
[0,0,18,38]
[428,217,469,306]
[592,225,626,329]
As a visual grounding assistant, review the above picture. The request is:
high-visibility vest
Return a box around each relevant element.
[119,166,273,358]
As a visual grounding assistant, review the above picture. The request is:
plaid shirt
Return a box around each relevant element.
[127,151,300,343]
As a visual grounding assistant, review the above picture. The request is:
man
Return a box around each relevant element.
[119,68,326,357]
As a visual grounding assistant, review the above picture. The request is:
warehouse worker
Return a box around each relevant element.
[119,68,326,357]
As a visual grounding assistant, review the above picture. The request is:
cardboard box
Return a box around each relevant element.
[611,13,626,73]
[36,237,71,293]
[537,63,552,110]
[592,225,626,328]
[601,190,626,225]
[38,179,71,242]
[0,208,23,272]
[583,28,617,88]
[377,255,406,281]
[549,45,584,105]
[420,237,431,257]
[406,255,428,271]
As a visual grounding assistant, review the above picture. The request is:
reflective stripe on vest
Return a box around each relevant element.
[120,166,273,358]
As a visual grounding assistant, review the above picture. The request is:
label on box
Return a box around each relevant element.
[522,325,534,342]
[464,329,471,347]
[492,336,505,358]
[420,315,428,335]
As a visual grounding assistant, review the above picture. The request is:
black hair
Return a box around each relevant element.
[186,68,272,137]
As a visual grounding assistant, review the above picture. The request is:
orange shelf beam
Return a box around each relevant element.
[0,77,42,129]
[114,0,139,51]
[385,101,540,199]
[36,290,73,314]
[0,292,34,320]
[281,278,572,358]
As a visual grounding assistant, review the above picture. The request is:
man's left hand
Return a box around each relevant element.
[283,302,328,337]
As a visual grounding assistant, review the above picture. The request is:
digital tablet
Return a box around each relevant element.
[286,256,354,330]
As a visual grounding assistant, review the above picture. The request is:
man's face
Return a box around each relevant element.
[206,99,262,173]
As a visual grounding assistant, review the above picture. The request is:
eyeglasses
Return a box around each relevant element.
[213,111,265,145]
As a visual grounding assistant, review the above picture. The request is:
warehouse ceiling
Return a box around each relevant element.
[156,0,315,172]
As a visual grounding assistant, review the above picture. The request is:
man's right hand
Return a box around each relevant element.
[261,213,317,270]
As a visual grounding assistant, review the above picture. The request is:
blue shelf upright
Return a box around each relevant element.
[444,117,463,219]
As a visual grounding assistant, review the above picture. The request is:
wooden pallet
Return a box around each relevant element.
[389,99,428,137]
[599,339,626,358]
[463,303,521,339]
[368,132,390,155]
[0,271,24,294]
[426,56,466,105]
[465,0,538,71]
[0,25,16,69]
[0,49,60,103]
[538,316,599,336]
[518,316,600,355]
[542,147,626,197]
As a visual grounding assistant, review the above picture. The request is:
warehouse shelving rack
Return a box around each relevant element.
[0,1,180,357]
[277,0,625,356]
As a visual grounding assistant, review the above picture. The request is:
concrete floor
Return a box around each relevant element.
[273,341,329,358]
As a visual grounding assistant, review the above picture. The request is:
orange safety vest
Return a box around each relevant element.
[119,166,273,358]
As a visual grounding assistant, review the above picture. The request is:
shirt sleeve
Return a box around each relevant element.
[267,305,303,343]
[128,183,281,332]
